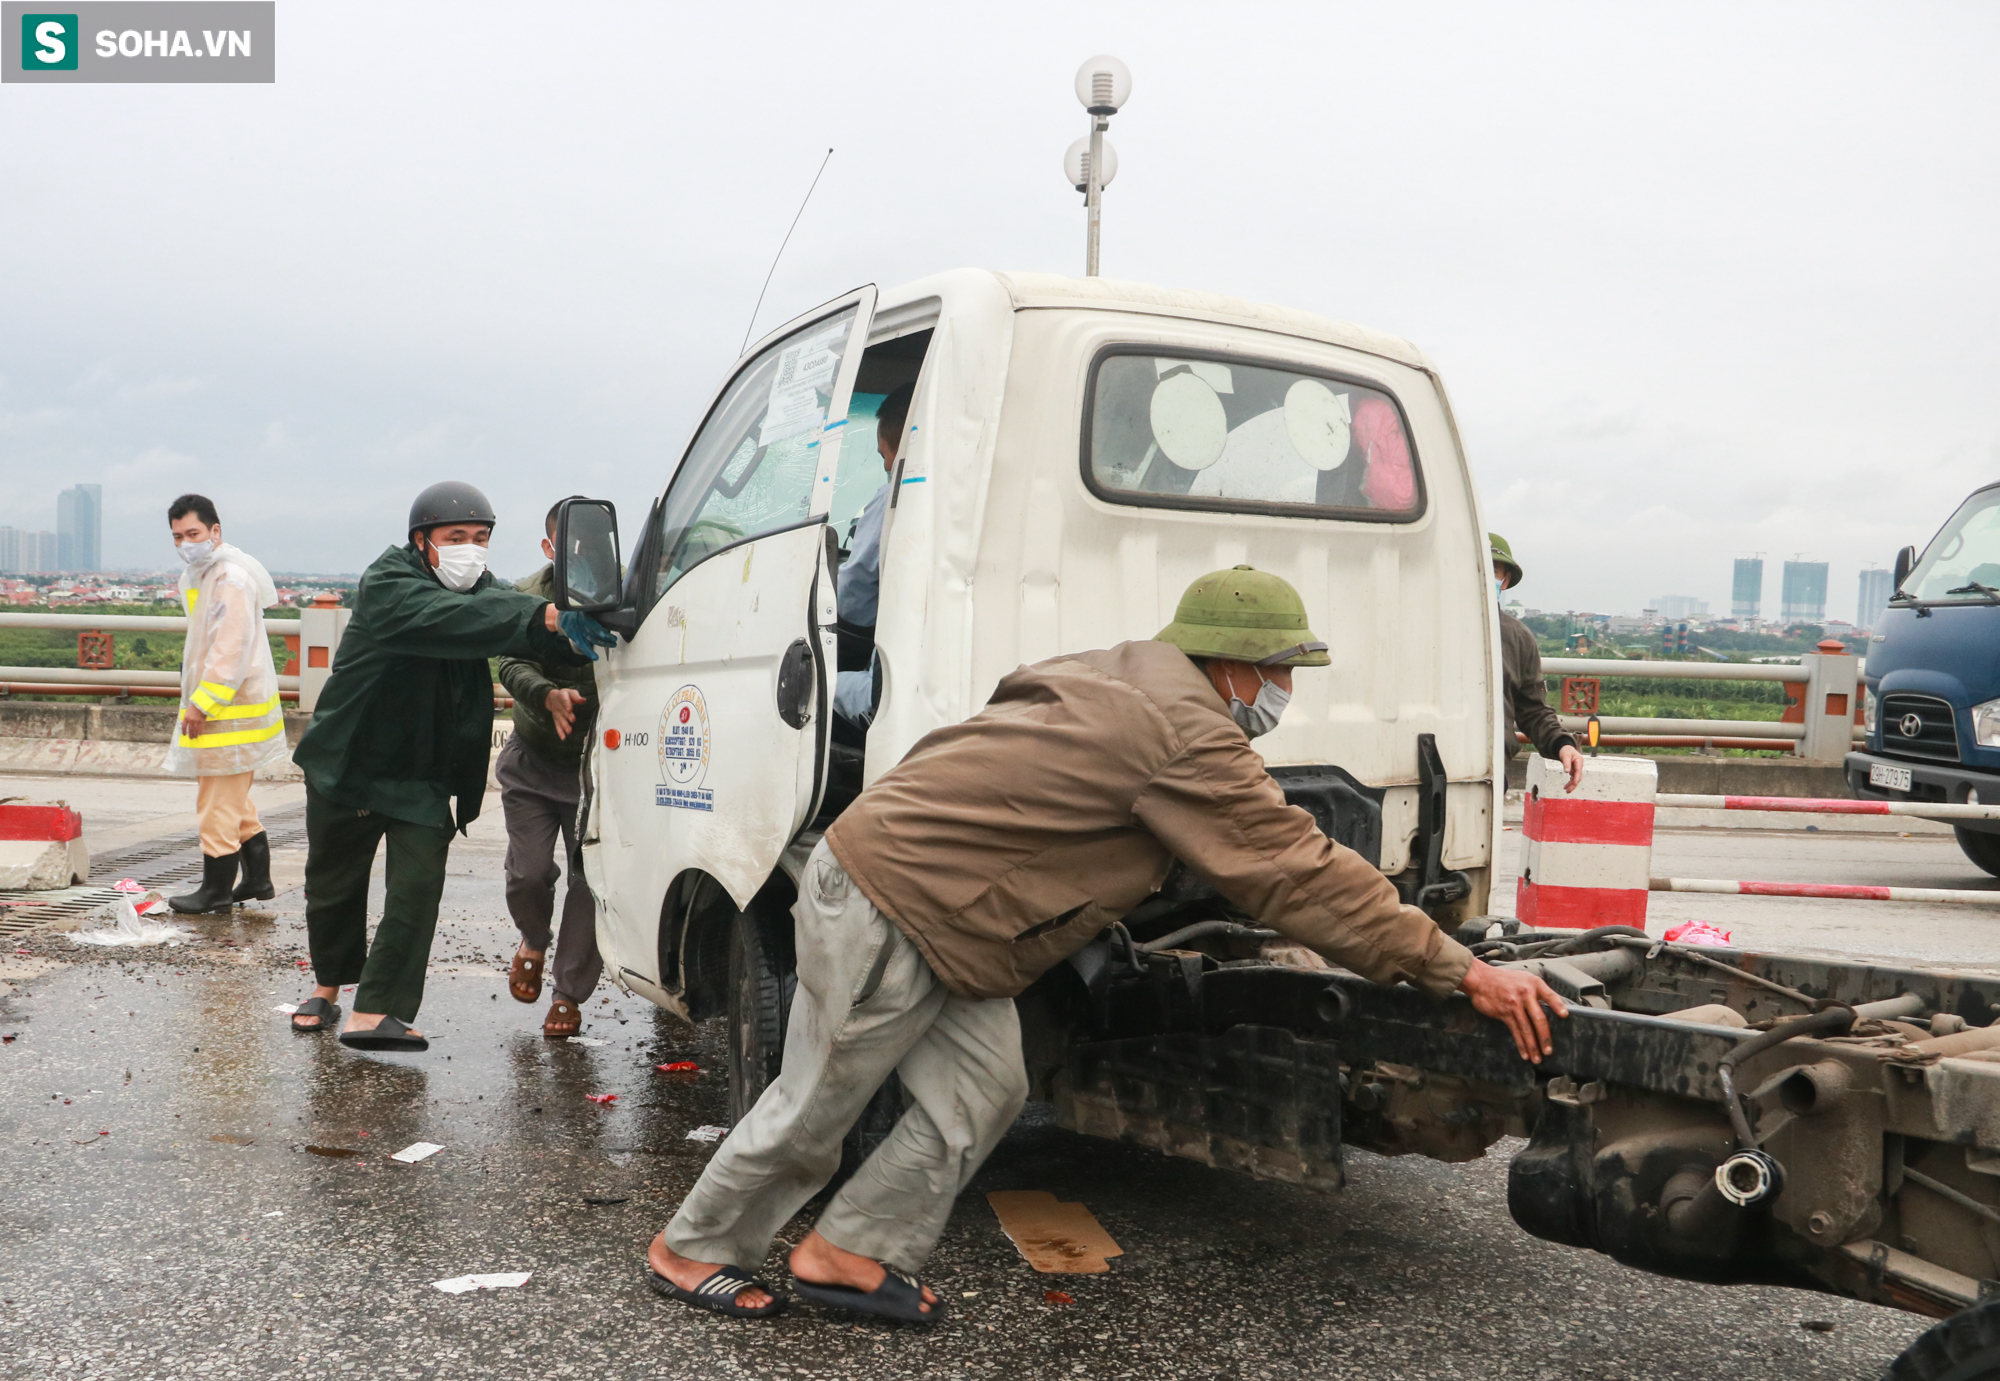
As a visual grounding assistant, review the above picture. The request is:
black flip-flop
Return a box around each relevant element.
[290,996,340,1034]
[792,1263,941,1325]
[646,1265,785,1319]
[338,1015,429,1052]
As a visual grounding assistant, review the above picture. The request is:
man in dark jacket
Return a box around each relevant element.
[498,501,603,1038]
[287,482,612,1051]
[1492,533,1583,792]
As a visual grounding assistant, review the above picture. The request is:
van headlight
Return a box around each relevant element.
[1864,688,1878,735]
[1973,697,2000,748]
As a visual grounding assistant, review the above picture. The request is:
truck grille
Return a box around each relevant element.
[1879,693,1960,764]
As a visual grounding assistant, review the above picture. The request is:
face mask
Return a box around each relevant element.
[1495,577,1506,602]
[431,541,489,593]
[1226,672,1291,739]
[176,539,216,566]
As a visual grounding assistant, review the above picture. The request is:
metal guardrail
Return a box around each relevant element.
[1541,647,1865,758]
[0,612,303,633]
[0,666,302,691]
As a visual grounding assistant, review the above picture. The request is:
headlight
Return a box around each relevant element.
[1973,697,2000,748]
[1864,688,1878,735]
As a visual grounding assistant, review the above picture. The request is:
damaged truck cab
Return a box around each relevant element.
[553,269,2000,1378]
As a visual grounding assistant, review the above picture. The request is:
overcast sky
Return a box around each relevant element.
[3,1,1996,619]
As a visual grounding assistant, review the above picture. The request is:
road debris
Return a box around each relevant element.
[1044,1290,1074,1306]
[390,1141,444,1164]
[69,900,191,949]
[988,1191,1124,1274]
[1662,920,1734,947]
[657,1061,699,1073]
[432,1272,532,1295]
[566,1036,610,1047]
[684,1125,726,1142]
[582,1196,628,1206]
[585,1092,618,1105]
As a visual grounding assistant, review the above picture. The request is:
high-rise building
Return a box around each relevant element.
[0,527,57,574]
[56,483,102,573]
[1654,594,1710,621]
[1857,567,1893,629]
[1781,559,1829,623]
[1731,557,1763,620]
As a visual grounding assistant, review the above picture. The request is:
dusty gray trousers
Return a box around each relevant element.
[495,735,602,1004]
[663,839,1028,1273]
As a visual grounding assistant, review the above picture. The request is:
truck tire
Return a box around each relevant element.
[1956,827,2000,880]
[726,906,795,1127]
[1890,1299,2000,1381]
[723,903,906,1187]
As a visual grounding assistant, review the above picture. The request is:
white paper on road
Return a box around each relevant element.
[432,1272,532,1294]
[565,1036,610,1047]
[273,1004,299,1014]
[685,1125,727,1143]
[391,1142,444,1163]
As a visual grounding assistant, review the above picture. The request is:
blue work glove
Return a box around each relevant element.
[558,610,618,661]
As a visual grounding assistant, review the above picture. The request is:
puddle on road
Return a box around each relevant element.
[302,1144,360,1159]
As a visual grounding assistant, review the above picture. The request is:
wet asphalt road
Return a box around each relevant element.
[0,779,1943,1380]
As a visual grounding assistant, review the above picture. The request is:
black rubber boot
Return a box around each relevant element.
[232,831,275,902]
[168,851,240,914]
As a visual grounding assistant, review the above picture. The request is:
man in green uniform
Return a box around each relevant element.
[1491,533,1583,792]
[286,482,616,1050]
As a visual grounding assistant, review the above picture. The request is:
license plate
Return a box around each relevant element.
[1870,763,1913,792]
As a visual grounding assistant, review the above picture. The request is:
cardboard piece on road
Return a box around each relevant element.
[986,1191,1123,1274]
[391,1142,444,1164]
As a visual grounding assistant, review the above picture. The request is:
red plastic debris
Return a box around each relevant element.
[1663,920,1734,948]
[586,1093,618,1105]
[1044,1290,1073,1306]
[657,1061,699,1073]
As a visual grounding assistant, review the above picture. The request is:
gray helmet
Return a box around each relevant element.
[408,481,498,538]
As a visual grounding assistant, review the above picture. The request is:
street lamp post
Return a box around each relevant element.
[1067,55,1131,277]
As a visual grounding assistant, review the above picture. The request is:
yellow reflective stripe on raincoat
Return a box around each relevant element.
[201,693,281,721]
[190,680,239,715]
[177,719,286,749]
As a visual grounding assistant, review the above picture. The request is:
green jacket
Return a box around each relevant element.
[497,565,598,768]
[294,543,586,831]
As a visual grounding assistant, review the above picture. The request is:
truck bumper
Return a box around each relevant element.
[1844,749,2000,832]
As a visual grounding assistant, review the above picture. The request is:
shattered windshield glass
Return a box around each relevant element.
[1085,352,1422,520]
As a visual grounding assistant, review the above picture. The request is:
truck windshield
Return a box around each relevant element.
[1908,487,2000,601]
[652,306,860,596]
[1083,351,1423,521]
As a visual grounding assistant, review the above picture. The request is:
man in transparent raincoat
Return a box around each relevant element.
[164,494,290,912]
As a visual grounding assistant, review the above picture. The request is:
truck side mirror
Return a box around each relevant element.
[1893,545,1916,592]
[553,498,622,613]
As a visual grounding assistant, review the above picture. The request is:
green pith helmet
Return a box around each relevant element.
[1156,565,1331,667]
[1489,532,1523,590]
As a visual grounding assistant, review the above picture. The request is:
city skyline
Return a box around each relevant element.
[1,483,103,575]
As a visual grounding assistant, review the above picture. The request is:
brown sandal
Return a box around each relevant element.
[509,949,544,1004]
[543,999,582,1039]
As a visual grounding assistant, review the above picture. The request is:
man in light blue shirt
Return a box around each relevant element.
[833,383,912,730]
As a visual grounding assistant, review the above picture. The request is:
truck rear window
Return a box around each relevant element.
[1083,349,1424,521]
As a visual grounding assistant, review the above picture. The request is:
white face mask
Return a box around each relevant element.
[1495,577,1506,603]
[1226,671,1291,739]
[176,539,216,566]
[431,540,489,593]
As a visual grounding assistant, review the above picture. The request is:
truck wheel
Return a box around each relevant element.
[726,906,795,1127]
[1890,1299,2000,1381]
[1956,827,2000,880]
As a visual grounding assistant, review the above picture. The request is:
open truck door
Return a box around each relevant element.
[557,286,878,1002]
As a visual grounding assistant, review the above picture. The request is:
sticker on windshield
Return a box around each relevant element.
[656,685,714,812]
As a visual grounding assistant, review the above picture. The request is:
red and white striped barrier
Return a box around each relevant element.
[0,800,88,891]
[1658,794,2000,821]
[1649,876,2000,906]
[1516,755,1657,930]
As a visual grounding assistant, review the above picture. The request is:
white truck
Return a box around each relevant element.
[551,270,2000,1380]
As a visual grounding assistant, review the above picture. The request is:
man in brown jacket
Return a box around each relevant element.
[645,566,1567,1324]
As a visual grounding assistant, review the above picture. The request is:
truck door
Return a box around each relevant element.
[586,287,877,972]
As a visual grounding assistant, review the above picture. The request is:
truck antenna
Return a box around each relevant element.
[741,147,835,357]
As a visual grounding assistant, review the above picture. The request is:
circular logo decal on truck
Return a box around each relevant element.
[656,685,715,812]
